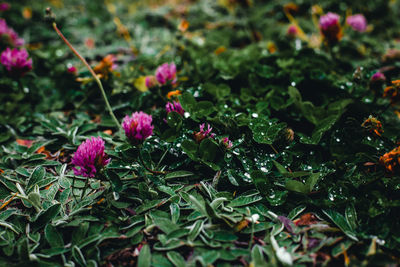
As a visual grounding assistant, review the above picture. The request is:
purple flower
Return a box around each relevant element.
[194,123,215,143]
[371,72,386,82]
[165,101,184,116]
[222,137,233,149]
[155,62,177,85]
[0,19,24,47]
[346,14,367,32]
[71,137,110,178]
[145,75,158,88]
[122,111,154,145]
[319,12,340,30]
[319,12,342,43]
[1,47,32,77]
[287,25,298,36]
[0,2,10,11]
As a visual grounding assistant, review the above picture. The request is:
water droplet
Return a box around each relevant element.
[252,113,259,118]
[260,167,268,172]
[56,49,64,57]
[291,81,296,86]
[376,238,385,245]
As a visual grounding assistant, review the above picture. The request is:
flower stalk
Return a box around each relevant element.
[50,15,121,131]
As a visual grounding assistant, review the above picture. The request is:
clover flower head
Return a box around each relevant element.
[319,12,342,43]
[165,101,184,116]
[371,72,386,82]
[222,137,233,149]
[194,123,215,143]
[319,12,340,30]
[0,3,10,11]
[122,111,154,145]
[71,137,110,178]
[287,25,298,36]
[0,47,32,77]
[0,19,24,47]
[145,75,158,88]
[155,62,177,85]
[346,14,367,32]
[67,63,77,74]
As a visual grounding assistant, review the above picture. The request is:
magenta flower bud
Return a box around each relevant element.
[71,137,110,178]
[165,101,184,116]
[319,12,342,43]
[145,75,158,88]
[287,25,298,37]
[194,123,215,143]
[222,137,233,149]
[371,72,386,82]
[0,2,10,11]
[346,14,367,32]
[0,47,32,77]
[122,111,154,145]
[67,63,77,74]
[155,62,177,85]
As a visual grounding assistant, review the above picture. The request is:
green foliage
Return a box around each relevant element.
[1,0,400,266]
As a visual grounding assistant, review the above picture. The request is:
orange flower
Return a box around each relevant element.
[380,146,400,173]
[167,89,182,99]
[93,54,117,79]
[361,116,383,137]
[383,80,400,105]
[178,19,189,32]
[214,46,226,55]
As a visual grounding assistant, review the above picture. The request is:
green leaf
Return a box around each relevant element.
[32,204,61,232]
[167,111,183,129]
[251,245,268,267]
[138,244,151,267]
[249,118,286,144]
[285,173,320,194]
[27,191,42,210]
[105,169,123,193]
[165,171,194,180]
[229,194,262,207]
[188,220,204,241]
[178,92,197,114]
[323,209,358,241]
[45,224,64,248]
[181,140,198,160]
[72,245,86,266]
[167,251,186,267]
[170,203,180,224]
[198,138,219,162]
[27,166,46,193]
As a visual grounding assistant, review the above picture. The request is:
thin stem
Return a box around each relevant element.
[52,22,122,131]
[156,147,169,169]
[138,151,167,175]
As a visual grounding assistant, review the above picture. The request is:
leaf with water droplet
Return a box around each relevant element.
[249,118,286,145]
